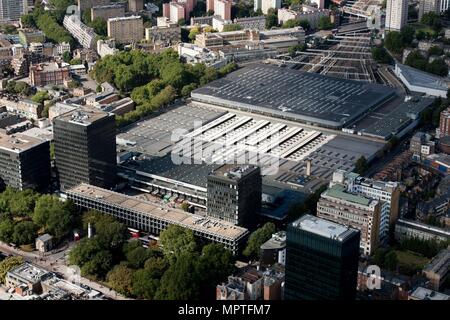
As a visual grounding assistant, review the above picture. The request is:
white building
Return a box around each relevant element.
[212,16,233,32]
[234,16,266,30]
[277,7,330,30]
[56,42,71,55]
[385,0,408,31]
[63,14,97,49]
[254,0,281,15]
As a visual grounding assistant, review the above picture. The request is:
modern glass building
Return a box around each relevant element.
[285,214,360,300]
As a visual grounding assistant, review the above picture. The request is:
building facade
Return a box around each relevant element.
[0,132,51,190]
[284,215,360,300]
[91,3,125,21]
[53,107,116,190]
[107,15,144,44]
[317,184,381,255]
[207,165,261,228]
[63,14,97,49]
[385,0,408,31]
[145,24,181,46]
[0,0,27,22]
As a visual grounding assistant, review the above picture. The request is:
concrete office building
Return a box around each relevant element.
[385,0,408,31]
[260,231,286,266]
[29,62,71,87]
[65,183,249,254]
[91,3,125,21]
[395,218,450,242]
[128,0,144,12]
[419,0,441,20]
[423,248,450,291]
[439,107,450,138]
[97,39,118,58]
[53,107,116,190]
[234,16,266,30]
[170,2,186,22]
[0,132,50,190]
[207,165,261,228]
[317,184,381,255]
[0,0,27,22]
[107,15,144,44]
[63,14,97,49]
[78,0,110,12]
[285,215,360,300]
[330,169,400,242]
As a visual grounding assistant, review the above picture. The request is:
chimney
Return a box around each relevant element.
[306,159,311,176]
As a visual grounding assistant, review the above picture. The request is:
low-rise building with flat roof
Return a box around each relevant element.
[5,263,52,295]
[423,248,450,290]
[408,287,450,300]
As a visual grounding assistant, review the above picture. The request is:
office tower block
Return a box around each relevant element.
[107,15,144,44]
[317,184,381,255]
[53,107,116,191]
[439,107,450,138]
[207,165,261,228]
[0,132,51,190]
[285,215,360,300]
[419,0,441,20]
[128,0,144,12]
[385,0,408,31]
[0,0,27,22]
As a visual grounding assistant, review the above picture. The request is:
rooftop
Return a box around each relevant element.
[323,184,376,207]
[191,64,396,129]
[409,287,450,300]
[0,131,47,153]
[55,107,111,126]
[7,263,50,283]
[395,63,449,92]
[108,15,142,22]
[67,183,248,240]
[260,231,286,250]
[423,248,450,276]
[211,164,259,180]
[292,214,358,241]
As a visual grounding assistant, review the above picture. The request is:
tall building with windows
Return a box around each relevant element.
[284,215,360,300]
[107,15,144,44]
[53,107,116,191]
[254,0,281,15]
[419,0,441,20]
[0,132,51,190]
[128,0,144,12]
[439,107,450,138]
[207,165,261,228]
[385,0,408,31]
[0,0,27,22]
[316,184,381,255]
[330,170,400,242]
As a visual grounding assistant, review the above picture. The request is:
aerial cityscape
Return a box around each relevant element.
[0,0,449,306]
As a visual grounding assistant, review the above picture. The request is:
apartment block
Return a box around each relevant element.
[91,3,125,21]
[0,0,27,22]
[145,24,181,45]
[107,15,144,44]
[63,14,97,49]
[317,184,381,255]
[385,0,408,31]
[29,62,71,87]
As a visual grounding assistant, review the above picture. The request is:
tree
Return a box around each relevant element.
[89,17,107,36]
[0,218,14,243]
[372,47,392,64]
[266,8,278,29]
[188,26,200,41]
[405,50,428,70]
[62,51,72,63]
[318,16,334,30]
[33,195,74,238]
[243,222,276,258]
[426,59,449,77]
[400,25,415,45]
[298,19,310,31]
[429,46,443,56]
[181,83,197,97]
[82,211,128,250]
[354,156,368,175]
[288,44,307,56]
[144,257,169,278]
[159,225,197,262]
[282,19,300,29]
[155,252,201,300]
[372,248,386,267]
[384,251,398,271]
[131,269,160,299]
[80,250,113,278]
[20,14,36,28]
[12,221,37,245]
[106,264,135,296]
[31,91,51,105]
[178,18,186,26]
[0,256,23,284]
[223,24,242,32]
[126,246,156,269]
[384,31,404,54]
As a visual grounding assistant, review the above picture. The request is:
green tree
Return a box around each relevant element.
[318,16,334,30]
[288,43,307,56]
[159,225,197,262]
[89,17,107,36]
[405,50,428,70]
[80,250,113,278]
[33,195,74,238]
[429,45,443,56]
[131,269,160,299]
[62,51,72,63]
[266,8,278,29]
[31,91,51,105]
[384,31,404,54]
[223,24,242,32]
[181,83,197,97]
[20,14,36,28]
[0,219,14,243]
[82,210,128,250]
[188,26,200,41]
[12,221,37,245]
[0,256,23,284]
[126,246,156,269]
[384,251,398,271]
[354,156,368,175]
[243,222,276,258]
[144,257,169,278]
[298,19,310,31]
[282,19,301,29]
[400,25,415,45]
[106,264,135,296]
[426,59,449,77]
[372,47,393,64]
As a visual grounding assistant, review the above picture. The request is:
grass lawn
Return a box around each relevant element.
[394,250,430,275]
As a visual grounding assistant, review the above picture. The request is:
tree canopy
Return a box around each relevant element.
[243,222,276,258]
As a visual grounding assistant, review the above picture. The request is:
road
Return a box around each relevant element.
[0,241,130,300]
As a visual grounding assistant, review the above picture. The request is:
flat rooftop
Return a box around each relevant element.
[0,131,47,153]
[191,64,396,129]
[8,263,50,283]
[292,214,358,241]
[324,184,376,207]
[68,183,248,240]
[410,287,450,300]
[211,164,259,181]
[396,63,449,92]
[55,107,111,126]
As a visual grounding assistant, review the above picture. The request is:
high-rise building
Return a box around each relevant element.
[439,107,450,138]
[91,3,126,21]
[0,0,27,22]
[255,0,281,15]
[0,132,51,190]
[170,2,186,22]
[128,0,144,12]
[440,0,450,12]
[53,107,116,191]
[385,0,408,31]
[78,0,111,12]
[214,0,232,20]
[207,165,261,228]
[419,0,441,20]
[316,184,381,255]
[107,15,144,44]
[284,215,360,300]
[330,169,400,242]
